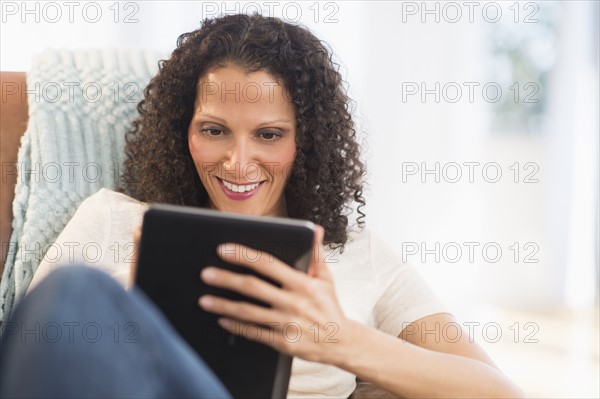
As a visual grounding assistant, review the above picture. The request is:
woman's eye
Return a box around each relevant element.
[201,128,223,137]
[259,131,281,141]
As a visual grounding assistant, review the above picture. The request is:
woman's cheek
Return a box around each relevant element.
[271,141,296,172]
[190,136,219,169]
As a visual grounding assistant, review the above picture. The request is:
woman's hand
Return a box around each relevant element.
[198,226,356,366]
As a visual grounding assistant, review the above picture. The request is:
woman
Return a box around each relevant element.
[5,14,523,398]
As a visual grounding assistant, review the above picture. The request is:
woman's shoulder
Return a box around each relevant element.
[339,225,390,259]
[336,225,412,280]
[323,226,385,271]
[83,187,146,207]
[65,188,148,243]
[77,188,148,218]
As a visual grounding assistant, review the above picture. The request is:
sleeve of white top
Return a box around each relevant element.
[370,231,449,338]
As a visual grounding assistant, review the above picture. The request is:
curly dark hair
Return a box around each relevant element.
[120,13,366,248]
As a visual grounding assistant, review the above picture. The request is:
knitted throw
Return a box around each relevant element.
[0,48,162,325]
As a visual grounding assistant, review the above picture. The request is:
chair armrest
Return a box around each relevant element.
[0,72,28,275]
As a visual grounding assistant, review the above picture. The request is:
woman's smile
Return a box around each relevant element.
[216,176,265,199]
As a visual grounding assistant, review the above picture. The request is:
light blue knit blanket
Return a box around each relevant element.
[0,48,163,325]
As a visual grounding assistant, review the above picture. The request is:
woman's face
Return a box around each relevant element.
[188,65,297,217]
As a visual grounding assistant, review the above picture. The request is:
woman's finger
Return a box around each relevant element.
[200,266,293,307]
[216,243,308,290]
[217,318,302,355]
[198,294,285,326]
[308,225,333,282]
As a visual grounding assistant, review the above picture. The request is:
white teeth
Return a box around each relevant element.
[222,180,260,193]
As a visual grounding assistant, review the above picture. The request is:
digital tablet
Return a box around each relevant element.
[134,204,316,399]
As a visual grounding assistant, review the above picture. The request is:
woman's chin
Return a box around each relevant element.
[207,194,285,217]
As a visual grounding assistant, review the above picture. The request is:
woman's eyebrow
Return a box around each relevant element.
[255,119,294,127]
[194,113,227,123]
[195,113,294,127]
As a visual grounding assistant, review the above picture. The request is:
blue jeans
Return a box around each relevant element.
[0,266,231,398]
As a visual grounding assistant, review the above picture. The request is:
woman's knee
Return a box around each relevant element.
[7,266,127,329]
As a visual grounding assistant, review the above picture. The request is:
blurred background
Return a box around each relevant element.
[1,1,598,397]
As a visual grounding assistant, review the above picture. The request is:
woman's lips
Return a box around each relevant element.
[216,177,264,200]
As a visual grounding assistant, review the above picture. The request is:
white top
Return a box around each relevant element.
[30,188,448,398]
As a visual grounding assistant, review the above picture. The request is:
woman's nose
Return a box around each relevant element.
[223,138,256,179]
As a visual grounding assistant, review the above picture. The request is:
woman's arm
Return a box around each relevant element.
[339,312,525,398]
[198,227,524,398]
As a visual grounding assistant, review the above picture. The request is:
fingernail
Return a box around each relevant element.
[201,268,216,281]
[199,296,213,308]
[217,243,236,257]
[218,318,232,329]
[216,244,231,259]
